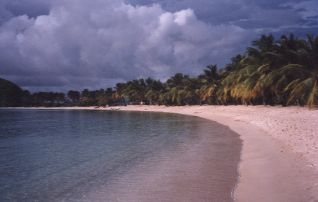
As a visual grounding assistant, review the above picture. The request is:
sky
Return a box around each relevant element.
[0,0,317,91]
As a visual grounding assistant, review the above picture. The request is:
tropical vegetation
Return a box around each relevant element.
[1,34,317,108]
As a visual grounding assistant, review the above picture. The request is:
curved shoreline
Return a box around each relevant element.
[8,106,318,201]
[108,105,318,202]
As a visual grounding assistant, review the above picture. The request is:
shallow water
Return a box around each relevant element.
[0,109,241,202]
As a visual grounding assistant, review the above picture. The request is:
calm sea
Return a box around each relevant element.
[0,109,241,202]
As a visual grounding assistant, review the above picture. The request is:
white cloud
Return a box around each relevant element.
[0,0,254,91]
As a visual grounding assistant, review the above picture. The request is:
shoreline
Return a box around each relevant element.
[115,105,318,202]
[6,105,318,201]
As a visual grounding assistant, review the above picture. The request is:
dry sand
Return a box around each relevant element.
[24,105,318,201]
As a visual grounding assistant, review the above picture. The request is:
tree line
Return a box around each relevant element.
[1,34,317,107]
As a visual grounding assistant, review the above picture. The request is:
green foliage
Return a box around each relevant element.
[2,34,318,108]
[31,92,66,107]
[217,34,318,107]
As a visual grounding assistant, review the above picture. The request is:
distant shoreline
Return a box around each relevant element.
[6,105,318,201]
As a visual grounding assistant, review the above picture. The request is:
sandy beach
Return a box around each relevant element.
[20,105,318,201]
[101,105,317,202]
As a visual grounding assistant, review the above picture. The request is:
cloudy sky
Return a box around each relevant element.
[0,0,317,91]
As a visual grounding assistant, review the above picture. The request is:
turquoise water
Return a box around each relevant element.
[0,109,241,201]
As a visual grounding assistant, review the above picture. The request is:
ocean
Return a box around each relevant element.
[0,109,241,202]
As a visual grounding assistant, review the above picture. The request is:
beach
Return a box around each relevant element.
[103,105,318,201]
[2,0,317,201]
[16,105,318,201]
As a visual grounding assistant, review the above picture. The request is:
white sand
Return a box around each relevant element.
[25,105,318,201]
[118,105,318,167]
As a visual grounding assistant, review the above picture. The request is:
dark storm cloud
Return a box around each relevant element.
[0,0,52,24]
[0,0,317,91]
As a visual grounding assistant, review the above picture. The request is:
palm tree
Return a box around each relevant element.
[280,64,318,107]
[198,65,220,104]
[144,78,164,105]
[255,35,318,107]
[17,33,315,108]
